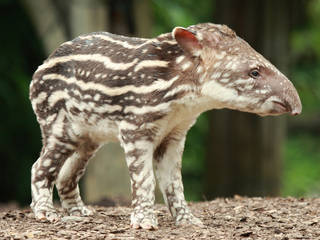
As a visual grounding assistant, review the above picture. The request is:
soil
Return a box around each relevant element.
[1,196,320,240]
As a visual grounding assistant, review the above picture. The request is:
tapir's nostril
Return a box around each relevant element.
[291,109,301,116]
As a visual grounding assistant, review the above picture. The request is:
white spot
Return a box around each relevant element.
[213,61,221,68]
[175,55,185,64]
[46,113,57,125]
[113,76,119,80]
[73,89,80,96]
[215,51,226,60]
[42,159,52,167]
[196,66,203,73]
[94,94,101,101]
[232,78,249,86]
[95,73,101,78]
[86,71,91,77]
[220,78,230,83]
[35,180,46,188]
[197,32,203,41]
[181,61,192,71]
[222,72,231,78]
[211,72,222,80]
[255,89,269,94]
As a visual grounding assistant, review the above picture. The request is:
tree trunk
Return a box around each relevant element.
[205,0,291,198]
[21,0,67,54]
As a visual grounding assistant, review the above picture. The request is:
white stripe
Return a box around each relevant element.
[32,92,47,107]
[80,34,150,49]
[164,84,193,98]
[42,74,179,96]
[51,110,66,137]
[48,90,69,107]
[176,56,185,64]
[124,102,170,114]
[134,60,169,72]
[37,54,139,72]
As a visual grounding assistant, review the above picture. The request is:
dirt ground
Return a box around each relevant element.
[1,197,320,240]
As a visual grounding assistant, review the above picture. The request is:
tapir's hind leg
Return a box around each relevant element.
[31,134,76,221]
[55,137,100,216]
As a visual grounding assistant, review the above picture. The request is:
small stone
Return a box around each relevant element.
[61,216,84,222]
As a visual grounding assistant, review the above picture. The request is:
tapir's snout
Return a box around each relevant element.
[270,74,302,116]
[282,76,302,116]
[257,70,302,117]
[289,99,302,116]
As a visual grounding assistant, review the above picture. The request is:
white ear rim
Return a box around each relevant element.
[172,26,186,40]
[171,26,202,57]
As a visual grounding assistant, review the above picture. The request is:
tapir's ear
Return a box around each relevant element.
[172,27,202,56]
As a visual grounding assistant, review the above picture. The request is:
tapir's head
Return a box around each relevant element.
[172,23,302,116]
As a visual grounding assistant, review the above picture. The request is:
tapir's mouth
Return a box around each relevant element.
[272,100,290,113]
[272,100,301,116]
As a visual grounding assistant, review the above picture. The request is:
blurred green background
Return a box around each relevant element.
[1,0,320,206]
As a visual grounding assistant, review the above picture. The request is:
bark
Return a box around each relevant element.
[205,0,291,198]
[20,0,67,54]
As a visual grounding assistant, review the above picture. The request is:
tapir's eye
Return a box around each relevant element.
[249,69,260,79]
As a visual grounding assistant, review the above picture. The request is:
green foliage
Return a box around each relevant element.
[151,0,214,35]
[283,133,320,197]
[291,0,320,113]
[291,64,320,113]
[0,1,44,204]
[183,113,209,201]
[284,0,320,197]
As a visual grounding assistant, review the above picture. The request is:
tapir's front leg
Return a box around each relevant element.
[120,129,157,230]
[154,126,202,226]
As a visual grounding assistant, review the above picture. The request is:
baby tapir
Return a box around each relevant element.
[29,23,302,229]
